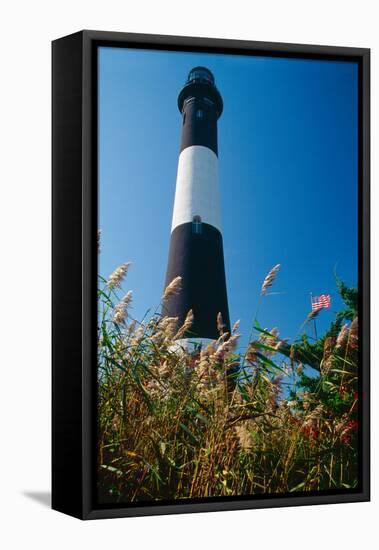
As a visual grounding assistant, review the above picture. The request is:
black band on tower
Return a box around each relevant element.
[163,222,230,339]
[178,66,223,156]
[180,98,218,156]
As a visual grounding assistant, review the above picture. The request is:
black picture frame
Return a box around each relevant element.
[52,30,370,520]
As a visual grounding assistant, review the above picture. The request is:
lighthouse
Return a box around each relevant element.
[164,67,230,342]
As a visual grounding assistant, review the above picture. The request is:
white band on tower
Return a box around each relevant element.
[171,145,221,232]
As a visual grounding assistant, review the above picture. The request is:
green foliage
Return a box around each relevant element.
[276,278,358,372]
[335,274,358,321]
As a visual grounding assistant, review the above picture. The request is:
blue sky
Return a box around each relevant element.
[98,46,358,350]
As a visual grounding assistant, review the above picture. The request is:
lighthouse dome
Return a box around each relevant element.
[187,66,215,85]
[178,66,223,117]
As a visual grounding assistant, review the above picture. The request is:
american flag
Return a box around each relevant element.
[311,294,331,311]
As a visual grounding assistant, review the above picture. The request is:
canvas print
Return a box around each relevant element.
[97,47,359,505]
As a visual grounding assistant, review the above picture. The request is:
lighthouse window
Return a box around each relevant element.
[192,215,202,234]
[196,109,204,119]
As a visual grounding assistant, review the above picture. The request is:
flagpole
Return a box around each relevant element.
[310,292,318,340]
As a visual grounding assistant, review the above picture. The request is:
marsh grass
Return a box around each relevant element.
[97,264,359,504]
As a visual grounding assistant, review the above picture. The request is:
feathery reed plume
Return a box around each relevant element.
[174,309,194,339]
[203,340,216,357]
[258,327,279,357]
[261,264,280,295]
[215,330,229,347]
[259,327,279,345]
[321,336,334,376]
[132,321,145,343]
[307,306,322,321]
[214,333,240,362]
[231,319,240,334]
[323,336,334,358]
[235,424,253,451]
[107,262,131,290]
[349,317,358,349]
[162,276,182,301]
[217,312,225,335]
[336,323,349,349]
[113,290,133,325]
[274,338,288,351]
[246,342,258,363]
[303,404,324,426]
[127,319,136,336]
[159,316,179,339]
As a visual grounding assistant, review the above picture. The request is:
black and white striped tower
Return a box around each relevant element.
[164,67,230,342]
